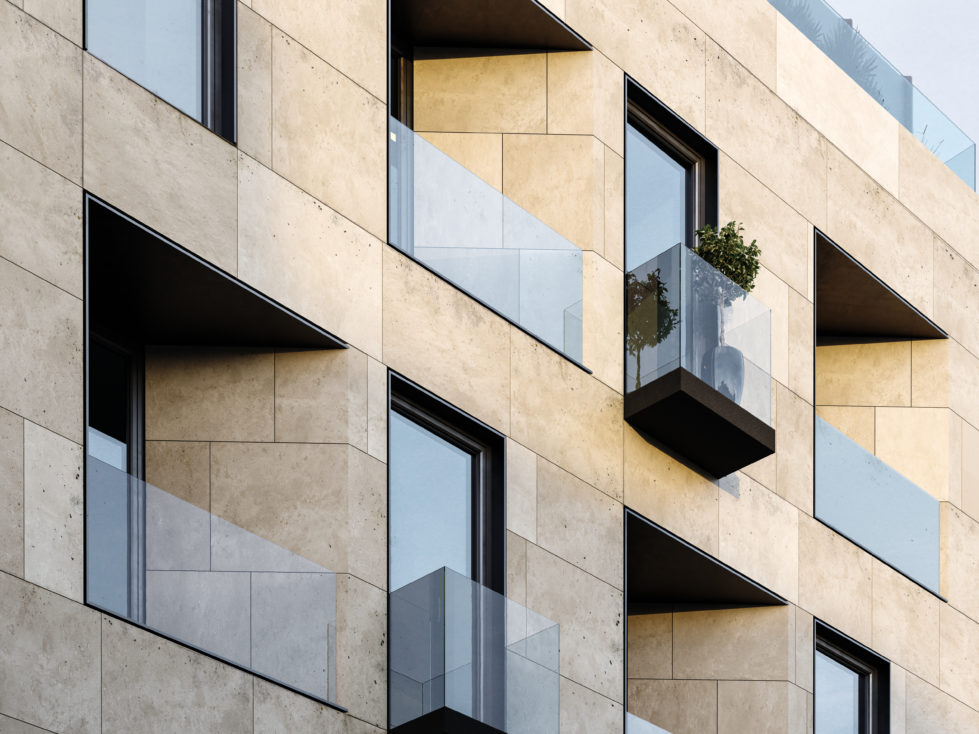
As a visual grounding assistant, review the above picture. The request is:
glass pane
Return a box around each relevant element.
[815,649,861,734]
[87,0,203,121]
[389,411,473,592]
[626,122,688,271]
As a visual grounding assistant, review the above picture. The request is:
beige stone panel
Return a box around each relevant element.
[536,458,623,588]
[526,545,623,701]
[871,560,940,684]
[718,681,798,734]
[752,267,789,388]
[795,607,813,692]
[252,0,385,101]
[949,341,979,435]
[560,677,622,734]
[939,604,979,712]
[624,426,719,555]
[345,448,386,590]
[0,253,83,444]
[898,125,979,271]
[547,50,625,155]
[566,0,705,132]
[815,406,874,454]
[23,421,82,602]
[413,54,546,134]
[511,329,622,500]
[776,16,899,194]
[274,349,368,451]
[875,407,952,500]
[584,251,624,391]
[335,575,386,728]
[628,680,717,734]
[674,605,792,681]
[891,664,907,734]
[940,505,979,622]
[145,348,274,443]
[145,441,210,511]
[506,531,527,606]
[271,33,386,239]
[0,141,82,297]
[706,41,827,229]
[0,408,24,577]
[537,0,564,16]
[0,572,100,734]
[84,56,238,273]
[934,240,979,357]
[604,146,625,271]
[949,415,963,509]
[628,613,672,680]
[718,153,809,298]
[825,147,934,318]
[238,154,383,359]
[254,678,383,733]
[506,438,537,543]
[366,357,387,462]
[23,0,81,45]
[503,134,604,252]
[418,132,503,191]
[0,3,81,182]
[382,248,510,433]
[0,713,54,733]
[816,341,911,407]
[743,449,777,494]
[788,290,814,403]
[963,420,979,522]
[911,339,949,408]
[775,385,813,515]
[719,481,798,601]
[101,616,252,733]
[906,672,979,734]
[798,514,872,642]
[236,3,272,167]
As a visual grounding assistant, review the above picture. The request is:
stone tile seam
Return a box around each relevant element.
[0,711,59,734]
[527,539,623,598]
[905,669,979,719]
[0,136,81,193]
[6,0,82,50]
[17,416,82,461]
[559,672,623,708]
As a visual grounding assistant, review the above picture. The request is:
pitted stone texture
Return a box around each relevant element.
[0,408,24,577]
[560,677,622,734]
[237,4,272,167]
[628,679,717,734]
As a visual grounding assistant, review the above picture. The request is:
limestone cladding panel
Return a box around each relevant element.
[627,679,718,734]
[0,141,83,298]
[506,439,538,544]
[413,54,546,134]
[0,572,100,734]
[939,604,979,712]
[560,677,623,734]
[604,146,625,270]
[526,544,623,702]
[238,154,383,359]
[871,560,940,684]
[717,681,809,734]
[565,0,706,132]
[817,341,911,407]
[891,664,907,734]
[950,341,979,432]
[0,2,81,183]
[417,132,503,191]
[253,677,384,733]
[23,0,82,46]
[100,615,253,734]
[775,384,813,515]
[627,613,672,680]
[963,421,979,522]
[335,574,386,728]
[237,3,273,168]
[23,421,83,602]
[815,406,875,454]
[382,248,510,434]
[546,50,625,155]
[906,673,979,734]
[510,329,623,500]
[935,241,979,359]
[0,407,24,577]
[752,267,789,389]
[365,357,387,462]
[794,607,814,693]
[583,251,625,391]
[788,290,814,403]
[271,32,386,240]
[0,714,53,734]
[940,504,979,625]
[0,258,82,443]
[875,407,955,501]
[911,339,950,408]
[506,531,527,607]
[145,441,210,511]
[83,56,238,274]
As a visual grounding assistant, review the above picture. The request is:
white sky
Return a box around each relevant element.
[826,0,979,142]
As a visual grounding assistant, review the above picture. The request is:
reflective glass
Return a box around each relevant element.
[87,0,203,121]
[389,411,473,592]
[626,713,673,734]
[815,650,861,734]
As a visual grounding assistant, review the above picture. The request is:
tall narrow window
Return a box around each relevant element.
[815,621,890,733]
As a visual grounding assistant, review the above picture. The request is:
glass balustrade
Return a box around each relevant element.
[626,243,772,426]
[769,0,976,189]
[389,566,560,734]
[389,117,584,362]
[626,713,673,734]
[815,417,940,593]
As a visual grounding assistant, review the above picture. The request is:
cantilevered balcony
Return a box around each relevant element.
[389,567,560,734]
[624,243,774,477]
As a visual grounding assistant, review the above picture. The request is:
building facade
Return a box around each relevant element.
[2,0,979,732]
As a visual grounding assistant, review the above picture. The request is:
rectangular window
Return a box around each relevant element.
[86,0,235,141]
[815,621,890,734]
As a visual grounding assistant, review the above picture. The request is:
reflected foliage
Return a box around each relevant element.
[626,267,679,391]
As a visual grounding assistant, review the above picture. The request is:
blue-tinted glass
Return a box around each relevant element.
[389,411,473,591]
[626,123,688,271]
[816,649,861,734]
[87,0,202,121]
[85,449,130,617]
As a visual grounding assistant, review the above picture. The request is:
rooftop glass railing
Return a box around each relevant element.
[815,417,940,594]
[626,243,772,426]
[389,566,560,734]
[389,117,584,363]
[769,0,976,189]
[85,434,337,703]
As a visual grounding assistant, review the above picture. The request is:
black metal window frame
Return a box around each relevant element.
[815,620,890,734]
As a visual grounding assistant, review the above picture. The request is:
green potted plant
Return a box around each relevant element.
[692,221,761,404]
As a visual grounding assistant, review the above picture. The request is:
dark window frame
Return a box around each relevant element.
[815,620,890,734]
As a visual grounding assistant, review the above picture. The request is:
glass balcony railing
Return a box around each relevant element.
[815,417,940,593]
[626,243,772,426]
[626,713,673,734]
[389,567,560,734]
[769,0,976,189]
[85,442,337,703]
[389,117,584,362]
